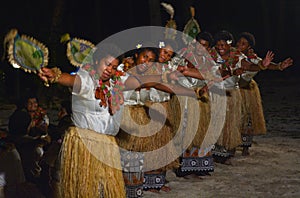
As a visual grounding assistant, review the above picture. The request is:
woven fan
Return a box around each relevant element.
[60,33,95,67]
[182,6,201,45]
[161,2,177,40]
[3,28,49,73]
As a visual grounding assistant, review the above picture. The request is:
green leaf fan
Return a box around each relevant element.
[60,33,95,67]
[182,6,201,45]
[3,28,49,73]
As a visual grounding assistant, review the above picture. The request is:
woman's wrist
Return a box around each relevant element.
[277,62,283,71]
[194,87,204,99]
[161,71,171,83]
[50,67,62,83]
[258,60,267,70]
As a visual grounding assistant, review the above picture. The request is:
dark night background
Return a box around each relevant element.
[0,0,299,102]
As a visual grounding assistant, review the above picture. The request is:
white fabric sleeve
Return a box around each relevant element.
[72,68,96,99]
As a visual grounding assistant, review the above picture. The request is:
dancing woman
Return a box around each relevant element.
[38,44,169,198]
[117,44,188,196]
[236,32,293,155]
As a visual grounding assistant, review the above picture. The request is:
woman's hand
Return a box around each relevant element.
[233,68,244,76]
[262,50,274,67]
[38,67,55,83]
[278,57,293,70]
[168,70,182,81]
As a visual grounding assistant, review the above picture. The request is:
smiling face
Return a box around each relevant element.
[95,55,119,82]
[215,40,231,56]
[158,44,174,63]
[135,49,156,74]
[236,37,250,54]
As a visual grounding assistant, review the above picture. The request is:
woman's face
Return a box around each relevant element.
[135,50,156,74]
[95,55,119,82]
[215,40,231,56]
[197,39,210,51]
[158,45,174,63]
[26,98,38,112]
[236,37,250,54]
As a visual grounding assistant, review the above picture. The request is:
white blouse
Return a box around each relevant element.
[215,53,246,90]
[71,68,128,136]
[240,57,261,82]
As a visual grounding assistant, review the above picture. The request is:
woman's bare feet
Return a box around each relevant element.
[183,174,204,179]
[145,185,171,193]
[147,189,160,193]
[161,185,171,192]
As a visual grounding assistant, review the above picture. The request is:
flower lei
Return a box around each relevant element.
[82,64,125,110]
[209,47,240,71]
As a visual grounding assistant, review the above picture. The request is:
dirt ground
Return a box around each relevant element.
[144,136,300,198]
[143,72,300,198]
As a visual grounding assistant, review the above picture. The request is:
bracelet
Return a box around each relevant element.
[258,60,267,70]
[50,67,62,83]
[277,62,283,71]
[161,71,171,83]
[194,87,203,99]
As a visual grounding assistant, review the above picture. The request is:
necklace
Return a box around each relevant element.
[83,64,125,109]
[210,47,240,71]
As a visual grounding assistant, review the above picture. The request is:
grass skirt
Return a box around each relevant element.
[190,99,211,149]
[117,101,179,171]
[58,127,125,198]
[170,94,225,155]
[240,80,267,135]
[216,89,242,150]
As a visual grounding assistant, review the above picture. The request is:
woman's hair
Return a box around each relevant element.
[160,38,178,52]
[135,47,158,62]
[131,42,159,63]
[118,42,159,66]
[214,30,235,45]
[9,109,31,136]
[237,32,256,47]
[22,92,39,108]
[196,31,214,47]
[92,43,124,64]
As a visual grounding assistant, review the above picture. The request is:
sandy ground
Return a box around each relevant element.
[144,136,300,198]
[143,72,300,198]
[1,71,299,198]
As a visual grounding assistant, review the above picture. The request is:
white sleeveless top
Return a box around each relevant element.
[72,68,128,136]
[215,53,246,90]
[240,56,260,82]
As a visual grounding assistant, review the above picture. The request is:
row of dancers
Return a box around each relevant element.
[2,27,293,197]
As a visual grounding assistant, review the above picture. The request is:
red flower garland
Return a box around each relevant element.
[209,47,241,71]
[83,64,125,111]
